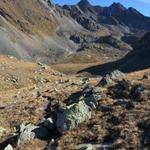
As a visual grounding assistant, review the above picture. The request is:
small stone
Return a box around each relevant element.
[44,118,54,130]
[143,74,150,80]
[4,144,13,150]
[77,144,93,150]
[0,126,6,136]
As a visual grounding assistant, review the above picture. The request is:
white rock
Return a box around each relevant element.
[4,144,13,150]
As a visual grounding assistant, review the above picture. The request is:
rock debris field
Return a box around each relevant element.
[0,56,150,150]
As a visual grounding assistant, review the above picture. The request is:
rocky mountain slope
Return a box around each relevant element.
[64,0,150,31]
[0,0,150,64]
[0,0,83,63]
[118,32,150,72]
[79,32,150,75]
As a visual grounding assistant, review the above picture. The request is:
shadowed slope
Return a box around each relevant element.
[78,32,150,75]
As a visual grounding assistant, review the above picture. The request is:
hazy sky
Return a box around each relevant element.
[53,0,150,17]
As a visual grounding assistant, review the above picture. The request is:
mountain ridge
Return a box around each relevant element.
[0,0,150,64]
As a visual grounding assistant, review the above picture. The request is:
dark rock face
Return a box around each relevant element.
[63,4,100,31]
[96,36,130,50]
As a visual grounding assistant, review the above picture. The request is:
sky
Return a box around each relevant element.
[53,0,150,17]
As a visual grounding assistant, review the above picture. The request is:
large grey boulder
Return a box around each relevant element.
[56,100,91,133]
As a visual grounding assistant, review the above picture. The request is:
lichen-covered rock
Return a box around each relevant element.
[56,101,91,133]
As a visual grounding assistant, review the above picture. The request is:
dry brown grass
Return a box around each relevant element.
[0,55,150,149]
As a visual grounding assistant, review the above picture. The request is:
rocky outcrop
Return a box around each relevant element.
[99,70,126,87]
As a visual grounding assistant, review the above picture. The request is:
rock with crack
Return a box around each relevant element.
[17,123,49,146]
[56,101,91,134]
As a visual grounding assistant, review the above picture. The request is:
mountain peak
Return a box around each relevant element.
[127,7,143,16]
[77,0,91,8]
[78,0,90,4]
[110,2,126,11]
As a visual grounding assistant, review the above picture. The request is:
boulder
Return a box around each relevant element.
[99,70,126,87]
[110,70,126,81]
[56,101,91,133]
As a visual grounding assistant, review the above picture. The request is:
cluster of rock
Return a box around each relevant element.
[2,69,150,150]
[99,70,126,87]
[110,79,147,102]
[56,85,103,133]
[10,84,103,149]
